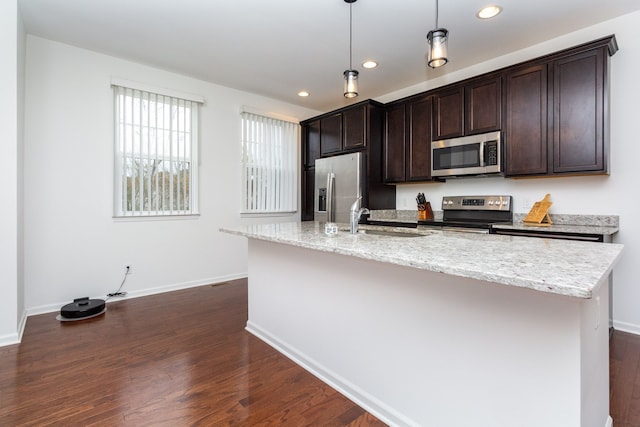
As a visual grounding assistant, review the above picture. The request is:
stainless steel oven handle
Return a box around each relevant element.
[493,229,602,241]
[443,227,490,234]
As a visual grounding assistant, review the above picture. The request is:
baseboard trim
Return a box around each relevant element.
[245,320,420,427]
[3,273,248,348]
[0,310,28,347]
[0,332,20,347]
[23,273,248,319]
[612,320,640,336]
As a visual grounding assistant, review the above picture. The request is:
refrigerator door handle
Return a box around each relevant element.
[326,172,335,223]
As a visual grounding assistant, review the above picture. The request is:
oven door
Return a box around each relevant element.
[431,131,501,177]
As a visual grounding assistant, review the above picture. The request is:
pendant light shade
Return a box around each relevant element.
[344,70,359,98]
[343,0,359,98]
[427,28,448,68]
[427,0,448,69]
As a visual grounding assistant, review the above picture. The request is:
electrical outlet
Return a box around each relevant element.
[522,198,532,210]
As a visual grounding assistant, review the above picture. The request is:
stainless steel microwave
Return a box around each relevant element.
[431,131,502,177]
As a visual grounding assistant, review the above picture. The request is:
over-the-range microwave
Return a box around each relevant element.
[431,130,502,178]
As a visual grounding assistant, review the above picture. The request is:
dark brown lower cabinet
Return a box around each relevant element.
[301,168,315,221]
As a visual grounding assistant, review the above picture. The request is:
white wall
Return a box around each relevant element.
[0,0,24,346]
[17,0,26,341]
[382,12,640,333]
[8,9,640,342]
[22,36,320,317]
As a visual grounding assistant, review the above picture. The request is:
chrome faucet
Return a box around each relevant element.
[350,197,370,234]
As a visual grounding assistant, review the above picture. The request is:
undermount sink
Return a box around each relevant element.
[357,229,426,238]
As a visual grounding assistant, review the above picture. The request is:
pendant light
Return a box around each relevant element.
[343,0,358,98]
[427,0,448,68]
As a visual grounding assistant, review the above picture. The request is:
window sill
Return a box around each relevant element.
[240,211,297,219]
[113,213,200,222]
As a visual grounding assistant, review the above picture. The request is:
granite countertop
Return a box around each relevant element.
[220,221,624,299]
[370,210,620,236]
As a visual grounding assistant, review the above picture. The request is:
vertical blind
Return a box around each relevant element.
[113,85,200,217]
[241,111,298,213]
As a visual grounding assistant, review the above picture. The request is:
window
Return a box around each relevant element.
[113,83,201,217]
[241,110,298,214]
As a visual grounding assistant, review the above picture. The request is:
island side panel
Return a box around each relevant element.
[581,280,611,427]
[246,238,608,427]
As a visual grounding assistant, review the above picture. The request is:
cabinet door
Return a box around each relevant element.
[407,96,432,181]
[303,120,321,167]
[433,86,464,140]
[552,49,606,174]
[466,76,501,135]
[384,103,406,182]
[301,167,315,221]
[320,113,342,156]
[343,105,366,149]
[505,64,549,176]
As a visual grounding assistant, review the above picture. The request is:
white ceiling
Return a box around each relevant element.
[18,0,640,112]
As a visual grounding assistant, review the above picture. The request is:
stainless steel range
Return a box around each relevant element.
[421,195,513,233]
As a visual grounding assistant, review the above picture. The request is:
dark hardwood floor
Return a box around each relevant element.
[0,279,385,426]
[2,279,639,426]
[610,329,640,427]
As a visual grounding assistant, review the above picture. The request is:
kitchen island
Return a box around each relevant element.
[221,221,624,427]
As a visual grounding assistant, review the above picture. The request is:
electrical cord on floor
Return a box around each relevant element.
[106,266,130,300]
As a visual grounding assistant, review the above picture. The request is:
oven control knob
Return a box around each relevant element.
[502,200,509,205]
[488,200,494,205]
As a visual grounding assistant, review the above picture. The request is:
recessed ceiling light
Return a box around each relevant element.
[297,91,310,97]
[477,5,502,19]
[362,60,378,69]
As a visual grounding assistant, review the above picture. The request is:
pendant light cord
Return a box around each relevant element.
[349,2,353,70]
[435,0,439,29]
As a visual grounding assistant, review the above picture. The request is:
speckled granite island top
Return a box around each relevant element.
[220,221,624,299]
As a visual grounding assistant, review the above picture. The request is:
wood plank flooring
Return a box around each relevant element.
[0,279,385,426]
[610,329,640,426]
[1,278,639,426]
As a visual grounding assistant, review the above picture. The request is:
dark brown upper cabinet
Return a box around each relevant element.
[505,35,617,177]
[406,96,433,181]
[316,104,367,157]
[384,103,406,182]
[303,120,321,168]
[552,48,607,174]
[433,86,464,140]
[466,76,502,135]
[343,105,366,150]
[432,75,502,141]
[319,113,342,156]
[384,95,433,183]
[505,64,549,176]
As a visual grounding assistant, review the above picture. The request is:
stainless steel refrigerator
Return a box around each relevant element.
[314,152,365,223]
